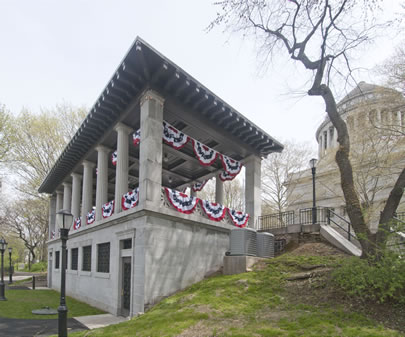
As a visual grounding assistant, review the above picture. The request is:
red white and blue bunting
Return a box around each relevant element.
[228,209,249,228]
[200,200,226,221]
[87,209,95,225]
[102,200,114,218]
[133,129,141,146]
[192,180,208,192]
[112,151,117,166]
[122,188,139,211]
[192,139,218,166]
[221,155,242,176]
[73,217,81,230]
[219,170,237,182]
[163,121,189,149]
[165,187,199,214]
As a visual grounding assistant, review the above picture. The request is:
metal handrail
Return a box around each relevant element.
[326,208,355,242]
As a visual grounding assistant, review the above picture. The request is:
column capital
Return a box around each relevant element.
[140,89,165,107]
[244,154,262,164]
[62,182,72,188]
[95,145,112,153]
[114,122,132,134]
[56,190,63,195]
[82,160,96,169]
[71,172,82,180]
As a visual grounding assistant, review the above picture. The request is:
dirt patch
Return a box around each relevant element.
[288,242,347,256]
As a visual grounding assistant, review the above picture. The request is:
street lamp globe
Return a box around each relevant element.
[0,238,7,252]
[309,158,318,169]
[56,209,74,231]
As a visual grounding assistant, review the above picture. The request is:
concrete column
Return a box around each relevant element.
[81,160,95,218]
[71,173,82,219]
[56,190,63,213]
[49,195,56,238]
[62,183,72,211]
[245,155,262,229]
[215,177,224,204]
[190,188,196,198]
[96,145,110,220]
[114,124,132,214]
[318,136,322,158]
[139,90,164,208]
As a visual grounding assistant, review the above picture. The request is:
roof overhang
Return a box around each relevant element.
[39,37,283,194]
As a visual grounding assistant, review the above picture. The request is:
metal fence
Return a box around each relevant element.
[299,207,329,225]
[257,211,295,230]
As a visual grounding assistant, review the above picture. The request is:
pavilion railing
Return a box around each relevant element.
[257,211,295,230]
[299,207,329,225]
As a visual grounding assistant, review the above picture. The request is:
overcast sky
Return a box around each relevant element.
[0,0,403,152]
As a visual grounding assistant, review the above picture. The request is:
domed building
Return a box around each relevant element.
[286,82,405,232]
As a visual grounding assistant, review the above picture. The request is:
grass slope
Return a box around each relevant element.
[0,289,105,319]
[69,248,403,337]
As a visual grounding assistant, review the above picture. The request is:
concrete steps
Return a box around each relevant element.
[320,225,362,256]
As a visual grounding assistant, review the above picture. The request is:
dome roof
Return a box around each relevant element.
[338,81,384,106]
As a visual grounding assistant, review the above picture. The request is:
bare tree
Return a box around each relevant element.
[262,140,315,213]
[377,43,405,95]
[210,0,404,258]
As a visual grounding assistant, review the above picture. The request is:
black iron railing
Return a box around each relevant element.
[299,207,329,225]
[326,208,355,242]
[257,211,295,230]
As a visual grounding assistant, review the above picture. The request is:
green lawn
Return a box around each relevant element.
[66,253,403,337]
[0,289,105,319]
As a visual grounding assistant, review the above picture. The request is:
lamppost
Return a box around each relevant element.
[8,247,12,284]
[309,158,318,225]
[56,209,73,337]
[0,237,8,301]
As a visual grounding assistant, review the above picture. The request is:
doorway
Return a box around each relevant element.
[121,257,131,316]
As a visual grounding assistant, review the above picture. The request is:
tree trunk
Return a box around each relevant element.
[309,84,373,258]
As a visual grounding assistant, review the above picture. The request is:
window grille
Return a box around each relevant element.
[55,251,60,269]
[97,243,110,273]
[122,238,132,249]
[82,245,92,272]
[71,248,78,270]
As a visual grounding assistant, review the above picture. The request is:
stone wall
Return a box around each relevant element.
[47,210,230,316]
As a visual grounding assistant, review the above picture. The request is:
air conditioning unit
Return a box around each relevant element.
[257,232,275,258]
[229,228,257,256]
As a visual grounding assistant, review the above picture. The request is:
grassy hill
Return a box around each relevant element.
[69,243,404,337]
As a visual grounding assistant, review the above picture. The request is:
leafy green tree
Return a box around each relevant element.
[4,103,86,265]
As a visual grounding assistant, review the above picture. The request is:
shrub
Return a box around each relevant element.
[332,251,405,304]
[24,261,48,272]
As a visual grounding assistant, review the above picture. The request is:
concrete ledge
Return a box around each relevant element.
[223,256,267,275]
[260,224,302,235]
[302,223,320,233]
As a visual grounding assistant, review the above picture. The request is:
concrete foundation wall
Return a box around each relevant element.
[48,211,229,316]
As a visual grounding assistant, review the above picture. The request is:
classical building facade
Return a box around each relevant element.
[287,82,405,232]
[40,37,283,316]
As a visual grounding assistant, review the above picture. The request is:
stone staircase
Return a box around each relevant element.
[320,225,362,256]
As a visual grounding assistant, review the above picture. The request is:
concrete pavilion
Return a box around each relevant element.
[39,37,283,317]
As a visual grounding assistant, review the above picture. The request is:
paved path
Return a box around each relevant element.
[0,317,88,337]
[75,313,129,329]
